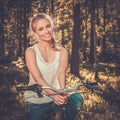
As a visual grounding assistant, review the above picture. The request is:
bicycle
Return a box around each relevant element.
[16,80,98,120]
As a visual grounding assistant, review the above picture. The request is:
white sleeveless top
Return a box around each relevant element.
[25,44,61,104]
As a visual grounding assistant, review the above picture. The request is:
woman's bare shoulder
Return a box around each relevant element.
[25,46,35,55]
[60,47,68,56]
[61,47,68,53]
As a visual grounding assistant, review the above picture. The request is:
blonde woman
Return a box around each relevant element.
[25,13,83,120]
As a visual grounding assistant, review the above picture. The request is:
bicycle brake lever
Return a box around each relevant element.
[30,84,43,98]
[85,84,94,93]
[83,81,97,86]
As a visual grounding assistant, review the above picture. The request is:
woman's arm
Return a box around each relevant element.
[57,47,68,89]
[50,47,68,105]
[25,47,68,105]
[25,47,48,86]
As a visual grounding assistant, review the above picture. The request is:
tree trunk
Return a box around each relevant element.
[89,0,95,65]
[70,3,80,76]
[49,0,54,15]
[89,0,99,79]
[0,1,5,62]
[102,0,106,61]
[23,0,31,55]
[84,3,89,61]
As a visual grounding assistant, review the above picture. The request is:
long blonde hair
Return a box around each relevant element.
[28,13,58,46]
[28,13,62,50]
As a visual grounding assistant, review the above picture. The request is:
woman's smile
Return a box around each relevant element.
[35,19,53,42]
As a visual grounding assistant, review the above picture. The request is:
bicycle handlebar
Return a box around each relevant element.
[16,81,97,97]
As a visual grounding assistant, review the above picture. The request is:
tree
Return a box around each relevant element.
[70,2,80,76]
[16,0,31,57]
[49,0,54,15]
[89,0,95,65]
[102,0,106,61]
[0,0,5,62]
[89,0,99,79]
[83,1,89,61]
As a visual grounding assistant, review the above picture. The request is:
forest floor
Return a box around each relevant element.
[0,60,120,120]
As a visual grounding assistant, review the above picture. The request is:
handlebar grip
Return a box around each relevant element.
[16,86,29,91]
[16,84,43,98]
[85,82,97,86]
[85,85,94,93]
[84,82,97,93]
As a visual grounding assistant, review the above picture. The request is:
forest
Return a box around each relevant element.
[0,0,120,120]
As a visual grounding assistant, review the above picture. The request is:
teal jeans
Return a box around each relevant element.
[26,93,83,120]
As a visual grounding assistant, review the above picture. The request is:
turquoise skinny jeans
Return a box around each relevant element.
[26,93,83,120]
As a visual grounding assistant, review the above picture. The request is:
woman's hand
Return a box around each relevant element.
[51,93,68,105]
[44,88,68,105]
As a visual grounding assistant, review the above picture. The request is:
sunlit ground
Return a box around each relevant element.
[66,66,120,120]
[0,59,120,120]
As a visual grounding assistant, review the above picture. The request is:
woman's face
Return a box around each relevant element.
[34,18,53,42]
